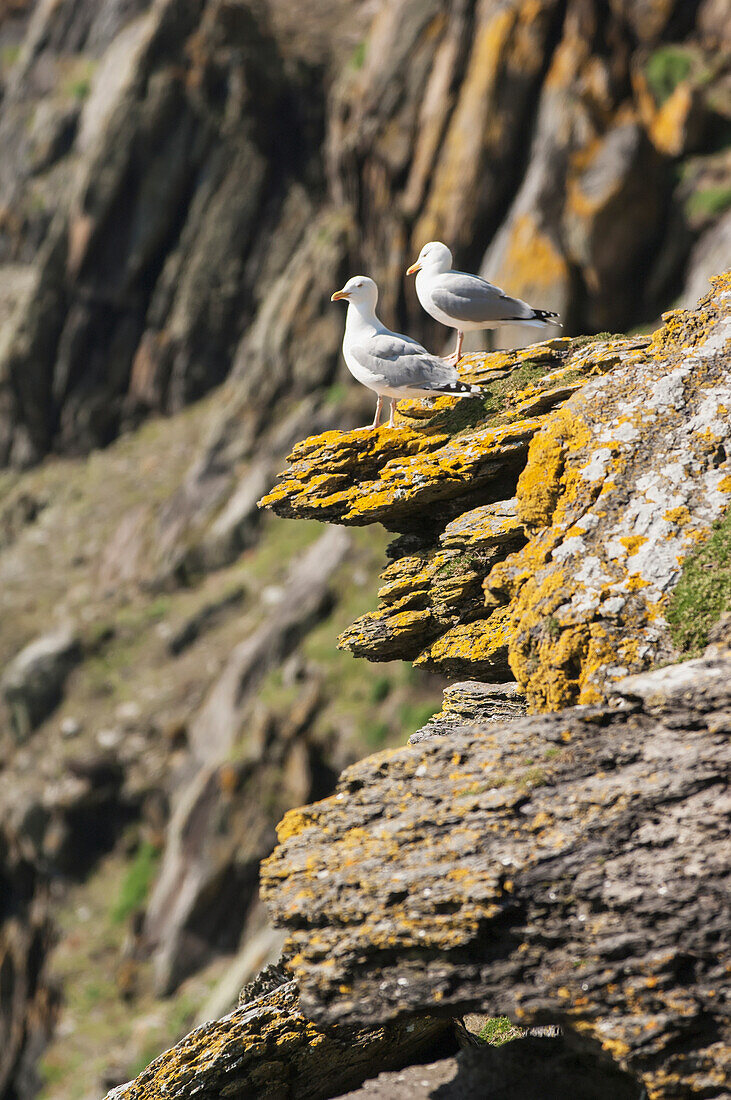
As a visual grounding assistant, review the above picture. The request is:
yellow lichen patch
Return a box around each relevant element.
[618,536,648,555]
[276,807,319,843]
[648,81,696,156]
[663,506,691,525]
[650,272,731,358]
[514,429,565,529]
[515,403,593,530]
[415,606,512,677]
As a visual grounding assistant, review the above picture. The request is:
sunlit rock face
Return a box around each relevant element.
[0,0,729,1095]
[254,278,731,1100]
[264,275,731,706]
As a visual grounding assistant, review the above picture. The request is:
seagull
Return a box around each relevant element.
[331,276,482,430]
[406,241,561,363]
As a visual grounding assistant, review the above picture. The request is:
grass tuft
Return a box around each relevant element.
[665,510,731,656]
[645,46,692,105]
[477,1016,524,1046]
[111,841,161,925]
[569,332,625,347]
[686,186,731,221]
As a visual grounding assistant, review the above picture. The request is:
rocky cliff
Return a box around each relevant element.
[102,274,731,1100]
[0,1,730,1096]
[264,275,731,704]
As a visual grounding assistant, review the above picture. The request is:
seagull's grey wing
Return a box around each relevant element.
[431,272,536,324]
[351,332,460,391]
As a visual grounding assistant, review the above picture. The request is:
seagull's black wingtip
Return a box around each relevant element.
[533,308,561,323]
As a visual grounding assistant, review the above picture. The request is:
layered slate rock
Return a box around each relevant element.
[0,837,56,1100]
[408,680,526,744]
[261,653,731,1100]
[263,335,649,682]
[261,338,639,531]
[103,976,450,1100]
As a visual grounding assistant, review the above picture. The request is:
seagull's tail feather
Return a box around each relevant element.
[531,308,562,326]
[432,380,484,397]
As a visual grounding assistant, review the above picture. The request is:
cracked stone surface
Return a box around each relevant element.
[262,653,731,1100]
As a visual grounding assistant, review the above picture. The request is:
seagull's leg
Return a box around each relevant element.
[443,330,464,365]
[388,398,398,429]
[367,394,383,430]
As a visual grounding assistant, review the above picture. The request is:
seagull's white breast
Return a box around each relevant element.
[342,341,380,390]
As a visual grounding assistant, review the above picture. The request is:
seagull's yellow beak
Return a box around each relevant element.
[406,260,421,276]
[330,289,349,301]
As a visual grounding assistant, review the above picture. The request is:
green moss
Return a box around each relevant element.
[477,1016,524,1046]
[686,186,731,220]
[435,554,476,580]
[646,46,693,105]
[518,766,547,791]
[350,40,367,70]
[0,44,21,72]
[427,395,488,436]
[545,615,561,640]
[111,841,161,924]
[569,332,625,348]
[665,509,731,656]
[62,58,97,102]
[69,78,91,99]
[480,361,545,417]
[425,359,559,438]
[116,596,171,630]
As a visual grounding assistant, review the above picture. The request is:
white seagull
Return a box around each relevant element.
[331,275,482,430]
[407,241,561,363]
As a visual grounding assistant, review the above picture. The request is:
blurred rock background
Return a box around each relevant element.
[0,0,728,1096]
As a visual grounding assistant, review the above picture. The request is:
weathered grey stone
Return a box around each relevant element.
[103,978,451,1100]
[1,625,81,739]
[678,209,731,310]
[336,1036,641,1099]
[144,528,350,993]
[262,653,731,1099]
[409,680,526,743]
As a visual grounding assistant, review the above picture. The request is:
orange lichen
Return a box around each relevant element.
[649,81,695,156]
[262,274,731,717]
[495,212,570,303]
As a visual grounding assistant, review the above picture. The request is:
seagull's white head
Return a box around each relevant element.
[331,275,378,310]
[406,241,453,276]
